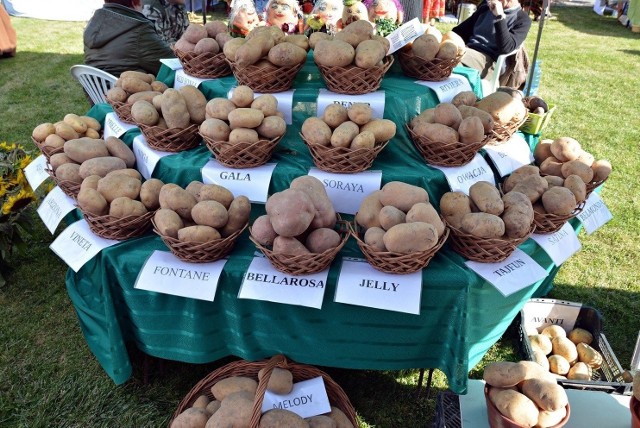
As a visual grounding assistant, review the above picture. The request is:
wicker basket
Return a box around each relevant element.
[45,164,80,199]
[152,219,247,263]
[349,220,449,274]
[585,177,607,197]
[81,209,155,240]
[407,125,490,167]
[107,99,135,124]
[486,114,528,145]
[445,220,535,263]
[316,56,394,95]
[202,134,282,168]
[485,385,570,428]
[397,50,463,82]
[533,200,585,234]
[249,219,349,275]
[227,60,304,93]
[170,354,358,427]
[174,48,232,79]
[32,136,63,161]
[138,123,201,152]
[301,134,389,173]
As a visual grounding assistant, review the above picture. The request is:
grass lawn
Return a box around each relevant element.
[0,6,639,427]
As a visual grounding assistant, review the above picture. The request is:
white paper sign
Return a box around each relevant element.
[36,186,76,234]
[316,89,385,120]
[49,220,119,272]
[522,298,582,333]
[262,377,331,418]
[104,112,137,139]
[334,258,422,314]
[132,134,172,179]
[238,256,329,309]
[465,248,548,297]
[430,154,494,194]
[385,18,425,55]
[531,222,581,266]
[24,154,49,191]
[415,75,473,103]
[160,57,183,70]
[576,192,612,235]
[134,250,226,301]
[483,133,535,177]
[202,159,276,203]
[174,68,211,89]
[308,168,382,215]
[228,88,295,124]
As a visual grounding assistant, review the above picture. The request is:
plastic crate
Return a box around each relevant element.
[433,391,462,428]
[519,103,556,135]
[518,298,631,395]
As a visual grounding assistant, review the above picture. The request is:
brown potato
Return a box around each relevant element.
[347,103,373,125]
[529,334,553,355]
[323,104,349,128]
[356,191,383,230]
[191,200,228,228]
[405,202,445,237]
[77,188,108,216]
[200,118,231,141]
[331,121,359,148]
[178,225,221,242]
[205,98,236,121]
[434,103,462,129]
[350,131,376,149]
[198,184,234,207]
[548,354,571,375]
[577,342,603,369]
[591,159,612,182]
[533,139,554,164]
[268,42,307,66]
[64,137,109,163]
[359,119,396,143]
[228,108,264,130]
[412,122,458,144]
[170,407,209,428]
[491,389,540,428]
[194,37,219,55]
[305,228,341,253]
[229,128,259,144]
[302,117,332,146]
[54,163,81,183]
[161,89,191,129]
[539,156,564,177]
[105,136,136,168]
[221,196,251,237]
[265,189,315,237]
[355,39,385,69]
[379,205,406,230]
[97,174,142,203]
[563,174,587,203]
[520,378,568,412]
[510,174,549,204]
[258,367,294,395]
[179,85,207,125]
[457,105,494,133]
[561,159,594,183]
[379,181,429,212]
[552,336,578,365]
[483,361,527,388]
[550,137,582,162]
[289,175,336,229]
[458,116,485,143]
[313,39,355,67]
[501,191,534,238]
[256,116,286,139]
[32,122,56,142]
[109,197,147,218]
[273,236,310,255]
[383,222,438,253]
[139,178,164,210]
[159,185,198,220]
[440,191,473,229]
[251,94,279,117]
[222,36,246,61]
[461,212,505,238]
[259,409,308,428]
[541,186,577,216]
[411,34,440,60]
[49,153,75,171]
[469,181,503,215]
[251,215,277,246]
[364,227,386,251]
[79,156,127,179]
[568,327,593,345]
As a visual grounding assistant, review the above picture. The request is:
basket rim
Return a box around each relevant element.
[299,132,390,173]
[201,134,283,168]
[446,218,534,245]
[406,123,490,167]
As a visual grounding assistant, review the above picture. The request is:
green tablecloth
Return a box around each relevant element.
[65,60,560,394]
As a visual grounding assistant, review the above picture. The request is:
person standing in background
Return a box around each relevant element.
[142,0,190,45]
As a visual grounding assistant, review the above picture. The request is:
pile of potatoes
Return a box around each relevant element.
[484,360,569,428]
[199,85,286,144]
[401,30,466,62]
[171,369,354,428]
[301,103,396,149]
[355,181,444,254]
[174,21,233,56]
[527,325,604,380]
[153,181,250,243]
[251,176,342,255]
[105,70,169,109]
[534,137,612,186]
[47,135,136,187]
[409,98,494,145]
[440,181,534,239]
[130,86,207,130]
[223,26,309,70]
[312,20,390,69]
[471,90,529,126]
[32,114,102,155]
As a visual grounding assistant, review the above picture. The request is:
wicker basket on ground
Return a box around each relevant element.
[227,60,304,93]
[301,134,389,173]
[316,56,394,95]
[152,219,247,262]
[350,220,449,274]
[397,50,463,82]
[45,165,80,199]
[486,114,528,145]
[533,200,585,234]
[81,209,155,240]
[202,135,282,168]
[407,125,490,167]
[170,354,358,427]
[107,99,135,124]
[137,123,201,152]
[174,48,232,79]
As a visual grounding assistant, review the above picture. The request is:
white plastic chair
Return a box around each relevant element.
[481,48,520,96]
[70,65,117,106]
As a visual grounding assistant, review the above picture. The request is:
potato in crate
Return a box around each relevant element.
[518,298,631,394]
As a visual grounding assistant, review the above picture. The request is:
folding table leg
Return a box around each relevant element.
[416,368,435,399]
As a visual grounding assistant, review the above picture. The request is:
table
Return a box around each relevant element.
[64,60,562,394]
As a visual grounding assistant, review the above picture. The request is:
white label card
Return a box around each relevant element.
[465,248,548,297]
[531,222,581,266]
[430,154,494,194]
[262,377,331,418]
[415,75,473,103]
[334,258,422,315]
[483,133,535,177]
[160,57,183,70]
[316,89,385,120]
[24,154,49,191]
[104,112,137,140]
[36,186,76,234]
[228,88,295,124]
[522,298,582,333]
[134,250,226,301]
[174,68,211,89]
[577,192,612,235]
[49,220,119,272]
[308,168,382,215]
[238,256,328,309]
[385,18,425,55]
[202,159,276,203]
[133,134,172,179]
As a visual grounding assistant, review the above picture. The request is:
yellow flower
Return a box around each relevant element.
[18,156,33,169]
[1,188,35,215]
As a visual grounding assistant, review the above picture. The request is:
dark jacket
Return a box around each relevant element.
[452,2,531,62]
[84,3,175,77]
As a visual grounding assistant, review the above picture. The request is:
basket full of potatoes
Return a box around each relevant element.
[105,70,169,124]
[397,29,466,82]
[32,114,102,161]
[475,90,529,145]
[351,181,449,274]
[408,92,494,167]
[249,176,349,275]
[312,20,393,95]
[441,181,535,263]
[200,85,286,168]
[173,21,233,79]
[300,103,395,173]
[223,26,309,93]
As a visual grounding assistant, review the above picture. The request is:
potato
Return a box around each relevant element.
[520,378,568,412]
[379,205,406,230]
[434,103,462,129]
[107,86,128,103]
[563,175,587,203]
[259,409,308,428]
[356,191,383,230]
[461,212,505,238]
[483,361,528,387]
[221,196,251,237]
[179,85,207,125]
[284,34,310,51]
[541,186,577,216]
[43,133,66,151]
[550,137,581,162]
[251,215,277,246]
[533,139,554,164]
[364,227,386,251]
[198,184,234,208]
[331,121,359,148]
[79,156,127,179]
[159,185,198,220]
[539,156,564,177]
[537,407,567,428]
[379,181,428,212]
[230,85,254,108]
[256,116,286,139]
[32,122,56,142]
[451,91,477,107]
[491,389,539,428]
[347,103,373,126]
[306,415,337,428]
[80,175,101,192]
[206,391,254,428]
[64,137,109,163]
[97,174,141,203]
[127,90,162,105]
[105,136,136,168]
[49,153,75,171]
[105,168,142,181]
[229,128,259,144]
[200,118,231,141]
[458,116,485,143]
[222,36,246,61]
[543,175,564,187]
[55,163,83,183]
[326,406,353,428]
[405,202,445,237]
[120,76,152,93]
[548,354,570,375]
[251,94,279,117]
[436,40,459,60]
[178,225,221,242]
[529,334,552,355]
[273,236,311,255]
[109,197,147,218]
[206,98,236,121]
[309,31,331,49]
[510,174,549,204]
[161,89,191,129]
[561,159,594,183]
[568,327,593,345]
[355,39,385,69]
[411,33,440,60]
[174,38,195,52]
[413,122,458,144]
[567,361,592,380]
[532,349,550,371]
[302,117,332,146]
[194,37,219,55]
[475,91,524,124]
[77,188,109,216]
[469,181,503,215]
[439,191,472,229]
[266,189,315,237]
[323,104,349,128]
[502,165,540,193]
[170,407,210,428]
[305,228,341,253]
[542,325,566,339]
[383,222,438,253]
[192,394,210,409]
[313,39,355,67]
[258,367,294,395]
[234,38,265,68]
[591,159,612,182]
[552,336,578,364]
[350,131,376,149]
[290,175,337,229]
[150,81,168,93]
[577,342,603,369]
[204,20,227,38]
[191,200,228,228]
[268,42,307,66]
[206,400,221,415]
[63,113,88,134]
[139,178,164,210]
[501,191,534,238]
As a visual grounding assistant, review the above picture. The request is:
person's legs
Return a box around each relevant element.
[460,48,496,80]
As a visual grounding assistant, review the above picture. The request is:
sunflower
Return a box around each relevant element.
[1,188,36,215]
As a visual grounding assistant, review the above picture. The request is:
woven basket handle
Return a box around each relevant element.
[249,354,287,427]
